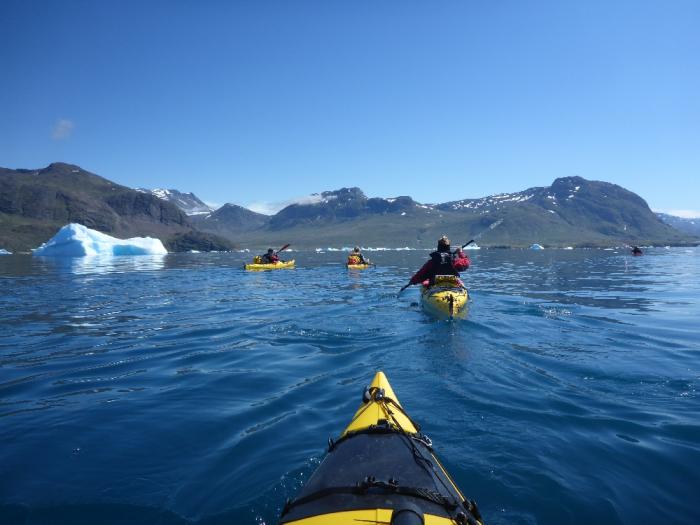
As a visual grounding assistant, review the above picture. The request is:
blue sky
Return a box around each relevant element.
[1,1,698,216]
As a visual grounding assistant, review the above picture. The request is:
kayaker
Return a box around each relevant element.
[632,246,643,256]
[261,248,280,264]
[347,246,368,265]
[406,236,470,287]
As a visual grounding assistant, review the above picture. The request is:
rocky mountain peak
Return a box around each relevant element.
[136,188,213,216]
[320,187,367,202]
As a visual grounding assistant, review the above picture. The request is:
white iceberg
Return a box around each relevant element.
[529,243,544,250]
[463,243,481,250]
[0,248,11,255]
[32,223,168,257]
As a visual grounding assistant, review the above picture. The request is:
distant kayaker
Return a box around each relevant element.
[632,246,643,256]
[405,236,470,288]
[347,246,369,265]
[261,248,280,264]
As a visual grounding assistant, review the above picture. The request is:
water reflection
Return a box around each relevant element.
[33,254,166,275]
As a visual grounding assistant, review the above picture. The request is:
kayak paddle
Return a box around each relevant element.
[453,239,474,253]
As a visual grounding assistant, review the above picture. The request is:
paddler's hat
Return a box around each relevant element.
[437,236,450,252]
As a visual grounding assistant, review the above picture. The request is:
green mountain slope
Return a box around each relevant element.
[0,163,234,252]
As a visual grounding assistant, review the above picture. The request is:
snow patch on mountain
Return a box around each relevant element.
[137,188,214,215]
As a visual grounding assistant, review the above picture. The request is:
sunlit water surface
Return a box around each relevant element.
[1,248,699,525]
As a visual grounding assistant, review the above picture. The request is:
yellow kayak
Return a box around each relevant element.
[420,275,469,319]
[244,260,295,271]
[279,371,484,525]
[346,263,372,270]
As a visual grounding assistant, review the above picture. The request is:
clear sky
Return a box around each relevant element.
[2,1,698,216]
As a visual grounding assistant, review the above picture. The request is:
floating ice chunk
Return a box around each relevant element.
[529,243,544,250]
[0,248,11,255]
[32,224,167,257]
[463,243,481,250]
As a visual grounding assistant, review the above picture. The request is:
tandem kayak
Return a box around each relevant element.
[420,275,469,319]
[346,263,372,270]
[244,260,295,271]
[279,371,483,525]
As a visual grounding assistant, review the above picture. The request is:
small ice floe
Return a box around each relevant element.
[463,243,481,250]
[529,244,544,250]
[0,248,11,255]
[32,223,168,256]
[563,246,574,250]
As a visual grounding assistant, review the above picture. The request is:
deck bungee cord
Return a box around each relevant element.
[279,372,484,525]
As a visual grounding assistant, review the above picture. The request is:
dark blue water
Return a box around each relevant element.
[1,248,699,525]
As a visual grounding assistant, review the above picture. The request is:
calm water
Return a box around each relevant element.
[1,248,699,525]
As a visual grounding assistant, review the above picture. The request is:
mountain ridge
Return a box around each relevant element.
[0,163,235,252]
[656,213,700,237]
[1,163,697,251]
[188,178,697,248]
[136,188,214,216]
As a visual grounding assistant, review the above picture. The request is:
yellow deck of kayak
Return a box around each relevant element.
[342,370,417,436]
[281,372,481,525]
[285,509,460,524]
[420,280,469,319]
[346,263,372,270]
[244,260,295,271]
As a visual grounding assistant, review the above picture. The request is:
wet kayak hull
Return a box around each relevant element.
[420,286,469,319]
[346,263,372,270]
[244,260,295,271]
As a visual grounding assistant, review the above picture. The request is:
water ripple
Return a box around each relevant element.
[1,248,699,524]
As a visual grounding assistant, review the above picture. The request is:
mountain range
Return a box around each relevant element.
[189,177,697,248]
[655,213,700,237]
[1,162,697,252]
